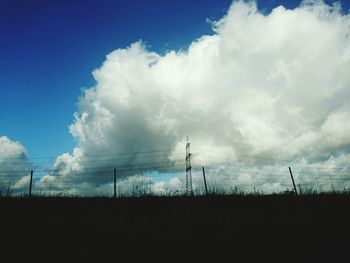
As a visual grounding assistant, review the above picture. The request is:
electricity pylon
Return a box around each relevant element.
[185,136,193,196]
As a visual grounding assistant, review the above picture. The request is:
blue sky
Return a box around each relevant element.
[0,0,349,161]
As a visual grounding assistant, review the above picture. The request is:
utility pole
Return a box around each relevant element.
[288,167,298,195]
[185,137,193,196]
[202,167,208,195]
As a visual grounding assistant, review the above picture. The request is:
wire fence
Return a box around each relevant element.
[1,164,350,197]
[1,146,350,197]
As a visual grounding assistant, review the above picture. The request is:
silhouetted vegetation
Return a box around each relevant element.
[1,193,350,262]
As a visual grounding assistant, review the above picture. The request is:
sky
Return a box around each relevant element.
[2,0,348,159]
[1,0,350,195]
[0,0,234,159]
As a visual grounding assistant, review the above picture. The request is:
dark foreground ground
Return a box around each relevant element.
[1,194,349,262]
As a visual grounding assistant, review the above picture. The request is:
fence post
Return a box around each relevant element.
[6,181,12,197]
[202,167,208,195]
[29,170,33,197]
[288,167,298,195]
[114,168,117,198]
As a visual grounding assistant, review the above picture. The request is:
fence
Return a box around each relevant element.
[1,164,350,197]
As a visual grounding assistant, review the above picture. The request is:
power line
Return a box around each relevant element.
[0,149,175,160]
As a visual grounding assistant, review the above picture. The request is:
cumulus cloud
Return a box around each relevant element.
[0,136,33,195]
[43,0,350,194]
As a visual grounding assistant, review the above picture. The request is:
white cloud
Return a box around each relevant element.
[43,0,350,194]
[0,136,33,195]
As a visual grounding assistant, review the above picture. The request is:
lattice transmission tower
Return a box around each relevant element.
[185,136,193,196]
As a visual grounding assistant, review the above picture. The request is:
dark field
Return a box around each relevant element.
[1,194,349,262]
